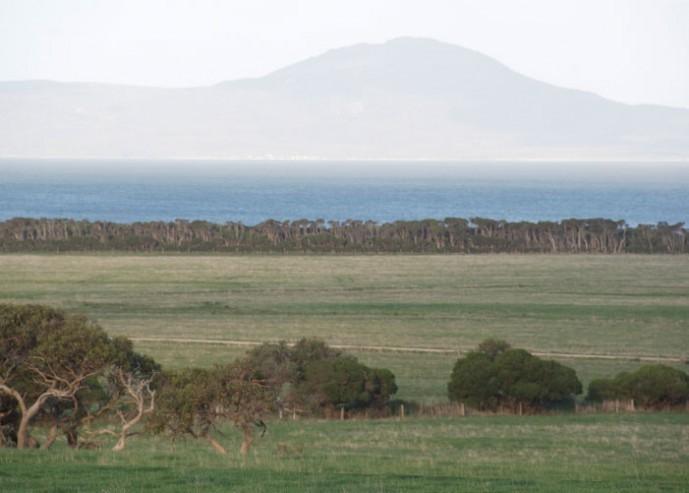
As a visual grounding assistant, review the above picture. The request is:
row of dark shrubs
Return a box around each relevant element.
[1,305,688,455]
[1,216,687,253]
[447,339,689,412]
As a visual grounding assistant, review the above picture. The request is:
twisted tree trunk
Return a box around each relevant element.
[111,370,155,452]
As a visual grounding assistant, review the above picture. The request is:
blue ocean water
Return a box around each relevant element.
[1,160,688,225]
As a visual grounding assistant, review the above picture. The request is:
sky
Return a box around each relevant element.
[0,0,688,109]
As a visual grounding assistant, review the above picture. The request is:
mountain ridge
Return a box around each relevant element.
[1,37,688,160]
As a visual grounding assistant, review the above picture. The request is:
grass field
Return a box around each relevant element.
[1,254,688,403]
[2,254,689,491]
[2,414,688,492]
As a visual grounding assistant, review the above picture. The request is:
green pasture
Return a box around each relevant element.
[2,414,688,492]
[1,254,688,403]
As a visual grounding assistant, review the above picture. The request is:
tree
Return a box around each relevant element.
[495,349,581,410]
[621,365,689,407]
[288,338,341,383]
[586,377,620,402]
[149,368,212,446]
[37,378,108,449]
[244,338,397,416]
[448,339,582,412]
[447,351,500,410]
[367,368,398,407]
[0,304,118,448]
[99,338,160,451]
[151,361,271,457]
[587,365,689,408]
[4,217,685,254]
[0,304,60,447]
[242,341,297,415]
[31,336,160,451]
[209,362,272,457]
[107,368,156,451]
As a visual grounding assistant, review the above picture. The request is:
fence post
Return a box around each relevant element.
[340,407,345,421]
[460,402,465,417]
[400,403,405,420]
[518,402,523,416]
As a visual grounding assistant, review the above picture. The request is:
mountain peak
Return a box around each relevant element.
[1,38,688,159]
[383,36,444,45]
[255,36,518,97]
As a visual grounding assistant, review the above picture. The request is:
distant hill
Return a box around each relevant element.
[1,37,688,160]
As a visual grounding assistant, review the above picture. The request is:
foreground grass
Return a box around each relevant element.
[1,414,688,492]
[1,254,688,403]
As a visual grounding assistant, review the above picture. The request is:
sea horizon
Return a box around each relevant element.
[2,159,688,226]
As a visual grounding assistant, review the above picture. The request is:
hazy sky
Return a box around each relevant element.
[1,0,688,108]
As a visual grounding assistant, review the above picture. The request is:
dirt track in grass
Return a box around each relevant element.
[129,336,684,363]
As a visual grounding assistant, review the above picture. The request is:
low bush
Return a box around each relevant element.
[448,339,582,412]
[586,365,689,408]
[244,338,398,416]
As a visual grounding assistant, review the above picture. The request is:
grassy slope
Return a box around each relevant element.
[1,254,688,403]
[2,414,688,492]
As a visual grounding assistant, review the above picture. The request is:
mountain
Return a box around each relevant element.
[1,37,688,160]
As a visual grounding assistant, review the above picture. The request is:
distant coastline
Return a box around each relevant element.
[3,160,689,227]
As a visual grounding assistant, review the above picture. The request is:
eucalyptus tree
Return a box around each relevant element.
[0,304,118,448]
[151,361,272,457]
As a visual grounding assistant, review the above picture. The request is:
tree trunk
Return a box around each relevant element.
[16,394,49,449]
[112,412,142,452]
[16,415,31,449]
[240,426,254,458]
[113,434,127,452]
[1,384,72,450]
[42,423,59,450]
[111,371,155,452]
[0,384,28,449]
[207,435,227,455]
[65,428,79,448]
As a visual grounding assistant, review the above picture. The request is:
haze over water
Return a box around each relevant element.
[1,160,688,226]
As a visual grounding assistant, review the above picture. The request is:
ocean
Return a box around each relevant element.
[1,160,688,226]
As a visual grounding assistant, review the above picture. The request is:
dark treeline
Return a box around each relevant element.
[0,217,687,253]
